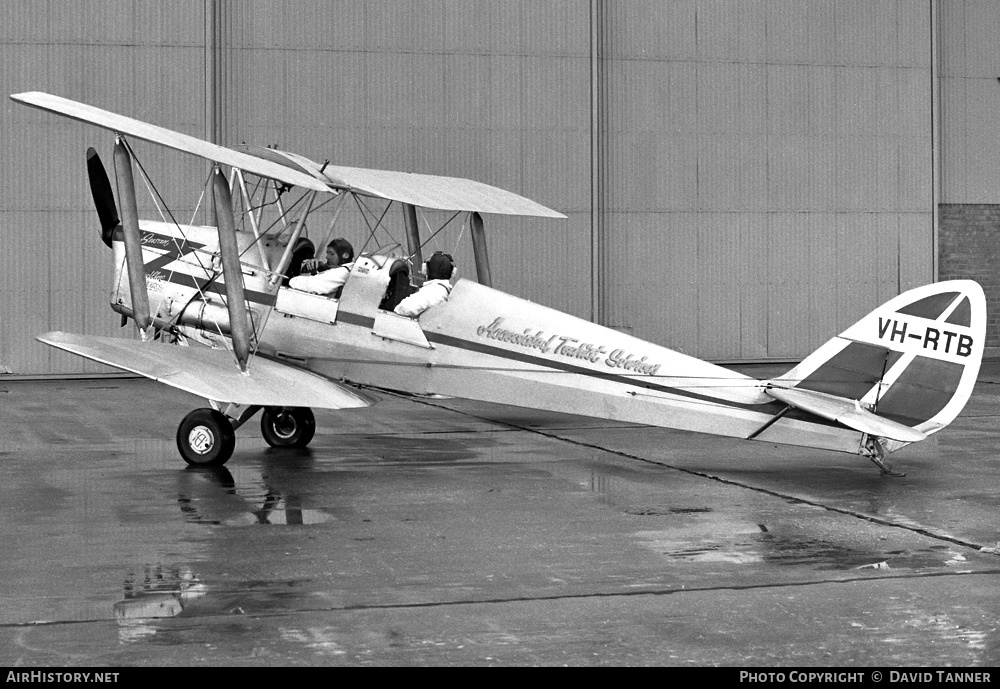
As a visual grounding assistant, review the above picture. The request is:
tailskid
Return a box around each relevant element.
[859,434,906,476]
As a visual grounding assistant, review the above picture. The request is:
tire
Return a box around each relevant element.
[176,408,236,467]
[260,407,316,448]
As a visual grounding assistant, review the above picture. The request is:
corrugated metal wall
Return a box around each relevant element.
[0,0,207,374]
[0,1,940,374]
[599,0,933,360]
[938,0,1000,204]
[935,0,1000,353]
[220,0,592,320]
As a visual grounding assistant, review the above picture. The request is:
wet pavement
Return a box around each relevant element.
[1,363,999,666]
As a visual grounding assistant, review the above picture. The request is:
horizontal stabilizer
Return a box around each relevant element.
[38,331,375,410]
[766,385,926,443]
[11,92,331,193]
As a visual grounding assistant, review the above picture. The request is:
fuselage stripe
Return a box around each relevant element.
[125,230,278,306]
[142,238,206,273]
[157,270,278,307]
[332,309,783,414]
[427,330,782,412]
[336,311,375,328]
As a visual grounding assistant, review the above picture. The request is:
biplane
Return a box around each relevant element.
[10,91,986,475]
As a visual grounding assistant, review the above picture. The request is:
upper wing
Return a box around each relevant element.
[12,92,563,216]
[10,92,331,193]
[765,385,927,443]
[238,145,567,218]
[39,331,375,410]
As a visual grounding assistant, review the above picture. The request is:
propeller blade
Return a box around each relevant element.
[86,146,119,248]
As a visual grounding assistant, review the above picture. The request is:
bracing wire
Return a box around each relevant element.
[450,213,468,256]
[409,210,461,262]
[114,140,223,345]
[353,194,395,255]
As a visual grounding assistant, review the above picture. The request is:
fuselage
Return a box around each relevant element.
[113,221,864,455]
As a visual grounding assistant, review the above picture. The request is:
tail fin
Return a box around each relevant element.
[772,281,986,446]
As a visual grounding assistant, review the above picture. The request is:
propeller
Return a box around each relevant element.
[86,147,120,247]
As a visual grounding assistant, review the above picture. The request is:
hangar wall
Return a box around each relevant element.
[935,0,1000,349]
[216,0,593,322]
[0,1,953,375]
[0,0,208,374]
[598,0,933,360]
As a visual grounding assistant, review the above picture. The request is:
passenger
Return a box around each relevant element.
[281,236,315,285]
[288,238,354,297]
[394,251,455,318]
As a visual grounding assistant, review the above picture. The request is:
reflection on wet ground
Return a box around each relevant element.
[114,565,206,643]
[176,466,333,526]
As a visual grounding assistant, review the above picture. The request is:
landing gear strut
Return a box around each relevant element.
[176,408,236,466]
[260,407,316,448]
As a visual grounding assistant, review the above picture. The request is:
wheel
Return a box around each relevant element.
[176,408,236,467]
[260,406,316,448]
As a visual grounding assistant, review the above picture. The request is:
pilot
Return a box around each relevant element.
[288,238,354,297]
[394,251,455,318]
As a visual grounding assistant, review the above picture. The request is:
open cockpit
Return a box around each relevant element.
[275,248,420,326]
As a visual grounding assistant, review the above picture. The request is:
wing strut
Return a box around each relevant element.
[212,168,252,372]
[113,138,152,334]
[271,190,317,285]
[470,211,492,287]
[402,202,423,269]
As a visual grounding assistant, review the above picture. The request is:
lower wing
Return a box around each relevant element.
[38,331,375,409]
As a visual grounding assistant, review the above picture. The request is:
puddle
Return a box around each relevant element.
[114,564,206,643]
[279,626,348,657]
[581,466,718,518]
[114,564,327,645]
[635,525,974,572]
[330,434,487,465]
[625,506,713,516]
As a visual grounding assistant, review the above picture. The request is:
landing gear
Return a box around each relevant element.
[174,405,315,465]
[260,407,316,448]
[176,408,236,467]
[861,435,906,477]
